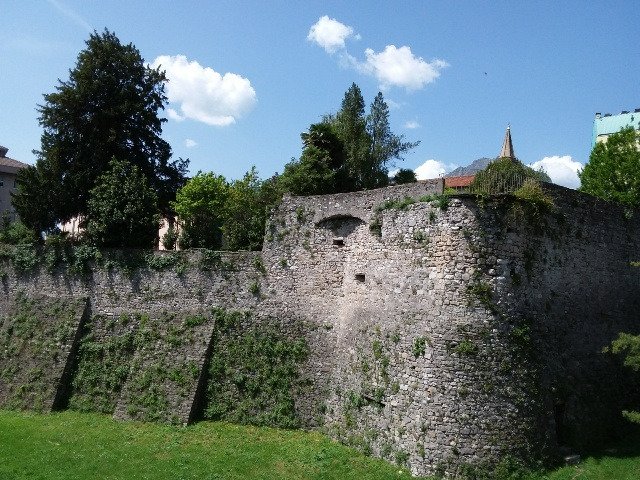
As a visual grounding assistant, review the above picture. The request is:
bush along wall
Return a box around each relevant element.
[0,293,88,411]
[203,307,311,429]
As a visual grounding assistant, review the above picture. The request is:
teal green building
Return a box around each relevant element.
[593,109,640,146]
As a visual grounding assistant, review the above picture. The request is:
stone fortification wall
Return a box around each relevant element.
[262,183,640,476]
[1,182,639,477]
[284,178,443,224]
[0,251,273,425]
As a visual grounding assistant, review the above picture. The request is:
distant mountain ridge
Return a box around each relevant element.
[444,157,493,177]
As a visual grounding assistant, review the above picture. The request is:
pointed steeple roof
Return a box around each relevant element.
[498,125,516,160]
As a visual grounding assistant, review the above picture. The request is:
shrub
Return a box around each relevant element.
[0,216,37,245]
[470,157,551,195]
[70,244,101,275]
[145,252,185,272]
[513,178,555,210]
[413,337,427,357]
[161,226,178,250]
[11,245,39,272]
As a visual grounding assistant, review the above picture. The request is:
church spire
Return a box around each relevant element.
[498,125,516,160]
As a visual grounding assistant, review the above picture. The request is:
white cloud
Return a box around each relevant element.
[414,159,456,180]
[309,17,447,91]
[358,45,448,91]
[307,16,356,53]
[529,155,583,189]
[167,108,184,122]
[152,55,257,127]
[185,138,198,148]
[404,120,420,129]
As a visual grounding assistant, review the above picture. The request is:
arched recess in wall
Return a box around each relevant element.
[316,215,366,244]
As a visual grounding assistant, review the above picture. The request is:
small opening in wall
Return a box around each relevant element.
[355,273,365,282]
[333,237,345,246]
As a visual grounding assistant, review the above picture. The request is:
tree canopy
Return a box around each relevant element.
[279,121,342,195]
[172,172,229,249]
[470,157,551,194]
[12,29,188,233]
[279,84,418,195]
[579,127,640,207]
[224,168,280,251]
[172,168,281,251]
[392,168,418,185]
[85,158,160,248]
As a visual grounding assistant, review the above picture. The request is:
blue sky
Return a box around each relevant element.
[1,1,638,188]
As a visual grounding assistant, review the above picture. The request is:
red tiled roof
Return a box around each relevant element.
[444,175,475,188]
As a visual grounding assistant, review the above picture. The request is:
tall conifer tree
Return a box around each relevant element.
[13,30,188,233]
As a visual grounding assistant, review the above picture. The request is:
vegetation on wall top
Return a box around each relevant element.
[469,157,551,196]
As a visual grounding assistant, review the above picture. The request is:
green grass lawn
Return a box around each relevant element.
[531,438,640,480]
[1,409,639,480]
[0,410,424,480]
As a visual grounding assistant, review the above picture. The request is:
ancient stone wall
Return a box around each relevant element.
[0,251,270,425]
[0,182,639,477]
[262,183,640,476]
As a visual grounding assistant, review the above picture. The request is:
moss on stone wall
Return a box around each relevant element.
[116,311,212,424]
[68,313,137,414]
[0,293,86,411]
[203,308,310,429]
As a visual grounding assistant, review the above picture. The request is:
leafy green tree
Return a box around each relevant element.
[224,168,268,251]
[280,84,418,195]
[579,127,640,207]
[392,168,417,184]
[172,172,229,249]
[279,121,345,195]
[84,158,160,248]
[334,83,371,191]
[13,29,188,233]
[161,225,178,250]
[172,168,282,252]
[301,121,346,172]
[279,150,337,196]
[366,92,420,188]
[11,158,61,236]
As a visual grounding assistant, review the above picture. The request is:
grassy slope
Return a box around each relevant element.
[1,410,640,480]
[534,440,640,480]
[0,410,426,480]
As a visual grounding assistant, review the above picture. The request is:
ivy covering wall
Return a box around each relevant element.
[0,293,86,411]
[68,313,138,413]
[204,308,310,429]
